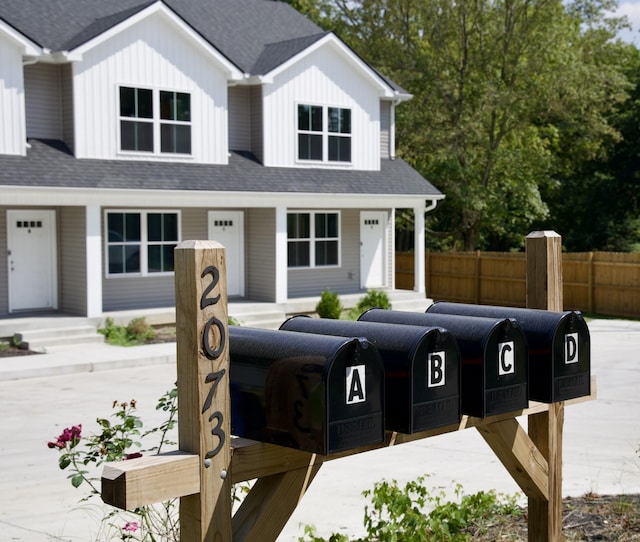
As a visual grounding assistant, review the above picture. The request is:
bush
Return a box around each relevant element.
[349,290,391,320]
[99,317,156,346]
[316,290,343,319]
[300,476,520,542]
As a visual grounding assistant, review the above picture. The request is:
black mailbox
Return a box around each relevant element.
[229,326,385,455]
[359,309,528,418]
[426,302,590,403]
[280,316,461,434]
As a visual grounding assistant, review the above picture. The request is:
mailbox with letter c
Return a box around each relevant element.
[426,302,590,403]
[359,309,529,418]
[280,315,461,434]
[229,326,385,455]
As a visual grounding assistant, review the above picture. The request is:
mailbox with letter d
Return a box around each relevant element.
[280,316,461,434]
[426,302,590,403]
[359,309,528,418]
[229,326,385,455]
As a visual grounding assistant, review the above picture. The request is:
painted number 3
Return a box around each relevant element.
[200,265,227,459]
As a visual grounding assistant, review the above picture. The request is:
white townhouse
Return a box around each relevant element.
[0,0,443,318]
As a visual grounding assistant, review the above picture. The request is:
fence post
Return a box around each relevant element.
[525,231,563,542]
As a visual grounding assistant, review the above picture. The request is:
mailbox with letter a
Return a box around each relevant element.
[426,302,590,403]
[280,315,461,434]
[229,326,385,455]
[359,309,528,418]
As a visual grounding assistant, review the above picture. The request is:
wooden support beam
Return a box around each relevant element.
[175,240,232,541]
[476,419,548,501]
[526,230,564,542]
[102,451,199,510]
[232,455,324,542]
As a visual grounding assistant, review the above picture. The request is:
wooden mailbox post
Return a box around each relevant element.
[102,233,594,541]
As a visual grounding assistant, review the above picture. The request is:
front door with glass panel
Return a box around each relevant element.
[7,210,58,311]
[208,211,244,297]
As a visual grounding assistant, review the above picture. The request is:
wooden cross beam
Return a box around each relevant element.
[101,233,592,542]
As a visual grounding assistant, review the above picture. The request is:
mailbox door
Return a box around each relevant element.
[550,312,590,401]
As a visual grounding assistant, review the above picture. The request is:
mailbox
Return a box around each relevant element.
[229,326,385,455]
[426,302,590,403]
[280,316,461,434]
[359,309,528,418]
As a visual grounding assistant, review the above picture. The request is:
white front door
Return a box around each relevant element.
[7,210,58,312]
[208,211,244,297]
[360,211,387,289]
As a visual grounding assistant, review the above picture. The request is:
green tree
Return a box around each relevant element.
[300,0,631,251]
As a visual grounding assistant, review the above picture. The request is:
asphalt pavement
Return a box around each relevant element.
[0,318,639,541]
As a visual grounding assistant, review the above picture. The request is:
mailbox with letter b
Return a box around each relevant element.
[426,302,590,403]
[229,326,385,455]
[359,309,528,418]
[280,316,461,434]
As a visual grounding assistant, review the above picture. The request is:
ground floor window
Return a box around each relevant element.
[105,210,180,276]
[287,211,340,268]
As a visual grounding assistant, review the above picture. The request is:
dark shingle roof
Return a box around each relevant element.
[0,139,441,197]
[0,0,326,75]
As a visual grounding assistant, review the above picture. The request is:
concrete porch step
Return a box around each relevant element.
[14,325,104,351]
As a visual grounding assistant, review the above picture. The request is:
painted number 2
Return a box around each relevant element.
[200,265,227,459]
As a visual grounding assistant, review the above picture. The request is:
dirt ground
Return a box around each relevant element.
[475,493,640,541]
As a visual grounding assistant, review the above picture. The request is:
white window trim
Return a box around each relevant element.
[104,209,181,278]
[295,103,352,165]
[287,210,341,269]
[117,85,193,158]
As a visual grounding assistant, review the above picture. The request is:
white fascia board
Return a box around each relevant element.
[69,1,244,81]
[2,185,444,209]
[0,19,42,56]
[262,33,395,97]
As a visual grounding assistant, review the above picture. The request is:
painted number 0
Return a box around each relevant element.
[200,265,226,459]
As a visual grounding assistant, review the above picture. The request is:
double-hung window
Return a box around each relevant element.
[297,105,351,163]
[106,211,180,276]
[287,211,340,268]
[120,86,191,155]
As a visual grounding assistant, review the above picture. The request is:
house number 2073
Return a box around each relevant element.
[200,265,226,459]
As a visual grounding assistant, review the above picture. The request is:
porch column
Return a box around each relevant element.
[86,205,103,317]
[413,206,426,295]
[275,206,288,304]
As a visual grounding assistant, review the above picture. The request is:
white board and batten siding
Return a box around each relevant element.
[72,11,229,164]
[0,34,26,155]
[262,43,381,170]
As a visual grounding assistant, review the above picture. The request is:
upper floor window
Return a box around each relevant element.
[106,210,180,277]
[120,87,191,155]
[287,211,340,268]
[297,105,351,163]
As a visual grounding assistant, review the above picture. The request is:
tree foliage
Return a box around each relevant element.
[293,0,636,251]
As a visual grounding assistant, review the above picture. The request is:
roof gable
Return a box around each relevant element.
[258,32,396,97]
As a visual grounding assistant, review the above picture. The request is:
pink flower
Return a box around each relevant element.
[47,424,82,450]
[123,452,143,461]
[123,521,139,533]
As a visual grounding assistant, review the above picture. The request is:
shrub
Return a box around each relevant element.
[348,289,391,320]
[99,317,155,346]
[316,290,343,319]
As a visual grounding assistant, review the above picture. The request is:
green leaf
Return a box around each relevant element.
[59,455,71,470]
[71,474,83,488]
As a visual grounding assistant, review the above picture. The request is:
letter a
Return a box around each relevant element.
[346,365,366,404]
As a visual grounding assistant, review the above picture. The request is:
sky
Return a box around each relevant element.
[614,1,640,45]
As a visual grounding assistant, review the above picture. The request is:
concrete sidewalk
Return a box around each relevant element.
[0,318,639,541]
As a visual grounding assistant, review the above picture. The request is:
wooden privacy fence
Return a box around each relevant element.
[396,250,640,318]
